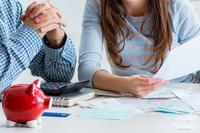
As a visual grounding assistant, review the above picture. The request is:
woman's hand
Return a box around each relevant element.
[22,1,66,48]
[123,75,167,97]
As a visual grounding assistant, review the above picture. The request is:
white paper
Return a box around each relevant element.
[79,97,193,114]
[79,98,136,110]
[143,86,176,99]
[171,86,200,112]
[78,98,143,114]
[173,114,198,122]
[154,35,200,80]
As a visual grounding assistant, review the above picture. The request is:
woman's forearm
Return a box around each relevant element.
[92,71,128,93]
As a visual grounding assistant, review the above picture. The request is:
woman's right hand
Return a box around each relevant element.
[123,75,167,97]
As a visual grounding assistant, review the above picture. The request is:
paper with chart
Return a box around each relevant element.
[154,35,200,80]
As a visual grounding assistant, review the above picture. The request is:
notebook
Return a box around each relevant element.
[52,88,95,107]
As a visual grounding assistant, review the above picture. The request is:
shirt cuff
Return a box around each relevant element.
[43,34,75,64]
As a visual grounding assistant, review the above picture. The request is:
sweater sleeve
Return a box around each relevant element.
[175,0,200,44]
[78,0,105,81]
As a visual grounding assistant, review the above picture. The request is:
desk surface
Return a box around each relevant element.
[1,83,200,133]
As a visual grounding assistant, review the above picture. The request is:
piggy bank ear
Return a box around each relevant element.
[33,80,41,88]
[27,84,36,96]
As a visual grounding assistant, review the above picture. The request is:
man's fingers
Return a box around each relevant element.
[34,17,63,30]
[25,2,39,17]
[40,23,60,33]
[34,10,57,23]
[43,7,62,19]
[24,1,66,28]
[42,18,64,28]
[34,9,66,26]
[52,7,62,18]
[29,2,52,19]
[25,16,65,31]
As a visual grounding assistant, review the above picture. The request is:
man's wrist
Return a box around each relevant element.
[44,33,67,49]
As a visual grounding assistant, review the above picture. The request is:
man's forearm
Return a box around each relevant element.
[0,25,42,92]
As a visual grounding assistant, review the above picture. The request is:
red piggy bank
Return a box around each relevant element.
[2,80,52,128]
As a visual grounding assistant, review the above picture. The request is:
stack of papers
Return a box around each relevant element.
[79,97,194,114]
[77,85,198,120]
[80,83,199,119]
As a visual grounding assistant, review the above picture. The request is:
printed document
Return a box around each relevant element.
[154,35,200,80]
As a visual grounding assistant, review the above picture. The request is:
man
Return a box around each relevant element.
[0,0,76,92]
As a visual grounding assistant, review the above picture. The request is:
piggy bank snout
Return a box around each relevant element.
[44,97,53,109]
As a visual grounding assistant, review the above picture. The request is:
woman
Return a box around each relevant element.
[79,0,200,97]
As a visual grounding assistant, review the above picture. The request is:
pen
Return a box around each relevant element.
[42,112,70,118]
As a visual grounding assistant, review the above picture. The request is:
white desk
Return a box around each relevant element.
[1,84,200,133]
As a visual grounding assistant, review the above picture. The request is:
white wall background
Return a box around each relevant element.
[14,0,200,84]
[20,0,85,34]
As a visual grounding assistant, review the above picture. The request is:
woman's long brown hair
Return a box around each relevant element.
[100,0,172,72]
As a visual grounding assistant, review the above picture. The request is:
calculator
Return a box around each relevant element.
[41,80,90,96]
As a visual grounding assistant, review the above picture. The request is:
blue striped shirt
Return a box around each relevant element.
[0,0,76,92]
[79,0,200,83]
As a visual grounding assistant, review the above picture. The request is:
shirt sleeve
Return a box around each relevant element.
[176,0,200,43]
[0,25,43,92]
[0,0,43,92]
[29,35,77,82]
[78,0,105,81]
